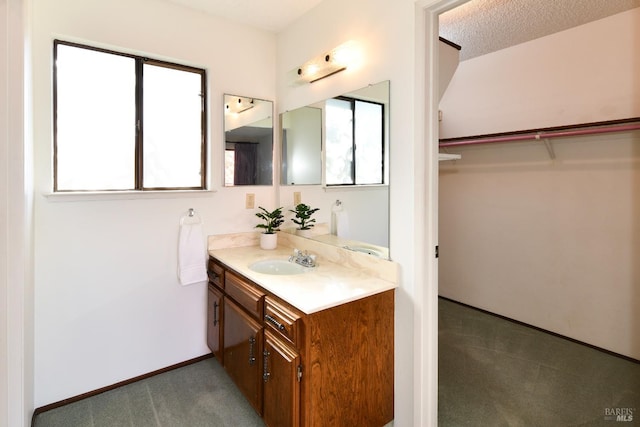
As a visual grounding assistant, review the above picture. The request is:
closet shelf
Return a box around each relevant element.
[439,153,462,161]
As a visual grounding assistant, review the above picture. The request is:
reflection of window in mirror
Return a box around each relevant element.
[326,97,384,185]
[224,95,274,186]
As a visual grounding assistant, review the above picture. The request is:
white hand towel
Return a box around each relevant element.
[178,222,207,286]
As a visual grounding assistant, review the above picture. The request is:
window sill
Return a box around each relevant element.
[322,184,388,192]
[43,189,216,202]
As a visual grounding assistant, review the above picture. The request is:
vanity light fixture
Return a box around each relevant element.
[295,41,355,84]
[225,97,254,114]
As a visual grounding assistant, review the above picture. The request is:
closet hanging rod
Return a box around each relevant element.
[439,122,640,148]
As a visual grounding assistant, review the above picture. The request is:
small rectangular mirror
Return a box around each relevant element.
[224,94,273,186]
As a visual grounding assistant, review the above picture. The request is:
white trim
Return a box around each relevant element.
[322,184,388,192]
[42,189,217,202]
[414,1,470,426]
[412,3,429,426]
[3,0,33,426]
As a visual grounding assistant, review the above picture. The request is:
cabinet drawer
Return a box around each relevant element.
[207,258,225,288]
[264,297,301,347]
[225,271,265,320]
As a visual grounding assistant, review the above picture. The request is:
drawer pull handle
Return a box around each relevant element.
[248,336,256,366]
[264,314,286,331]
[263,349,270,382]
[213,301,219,326]
[208,270,220,282]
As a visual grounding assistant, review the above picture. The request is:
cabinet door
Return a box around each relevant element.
[207,284,223,362]
[224,298,263,415]
[263,329,301,427]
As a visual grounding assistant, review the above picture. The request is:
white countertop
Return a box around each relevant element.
[208,245,397,314]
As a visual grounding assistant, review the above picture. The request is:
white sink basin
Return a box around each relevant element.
[249,259,309,275]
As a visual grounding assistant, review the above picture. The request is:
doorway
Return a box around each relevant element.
[424,2,638,424]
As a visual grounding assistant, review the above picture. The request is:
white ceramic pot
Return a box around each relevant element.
[260,233,278,250]
[296,229,312,238]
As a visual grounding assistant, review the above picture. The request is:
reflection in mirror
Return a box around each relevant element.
[224,95,273,186]
[326,97,384,185]
[279,81,391,258]
[281,106,322,185]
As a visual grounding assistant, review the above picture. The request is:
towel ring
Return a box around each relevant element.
[180,208,202,225]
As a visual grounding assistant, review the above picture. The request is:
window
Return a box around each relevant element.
[325,97,384,185]
[53,40,207,192]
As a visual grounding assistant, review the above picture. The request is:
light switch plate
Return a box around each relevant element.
[293,192,301,206]
[246,193,255,209]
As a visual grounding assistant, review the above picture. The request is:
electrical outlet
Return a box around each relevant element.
[293,192,301,206]
[246,193,255,209]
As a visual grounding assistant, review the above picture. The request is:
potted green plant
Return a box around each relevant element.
[255,206,284,249]
[290,203,320,238]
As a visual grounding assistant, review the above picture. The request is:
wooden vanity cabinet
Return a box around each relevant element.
[299,290,394,427]
[207,256,394,427]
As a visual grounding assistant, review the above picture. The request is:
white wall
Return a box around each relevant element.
[440,132,640,359]
[32,0,277,407]
[439,8,640,139]
[438,40,459,100]
[438,8,640,359]
[277,0,420,425]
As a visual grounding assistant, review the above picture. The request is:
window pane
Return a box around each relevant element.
[56,45,135,191]
[355,101,383,184]
[325,98,353,185]
[143,64,203,188]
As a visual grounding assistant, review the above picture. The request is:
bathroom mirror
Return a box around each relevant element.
[279,81,390,258]
[224,95,273,186]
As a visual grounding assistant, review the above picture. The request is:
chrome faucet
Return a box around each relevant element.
[289,249,317,268]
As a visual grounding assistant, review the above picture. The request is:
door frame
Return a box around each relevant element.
[413,1,469,425]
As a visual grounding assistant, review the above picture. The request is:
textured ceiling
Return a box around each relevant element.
[440,0,640,61]
[157,0,640,53]
[162,0,323,33]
